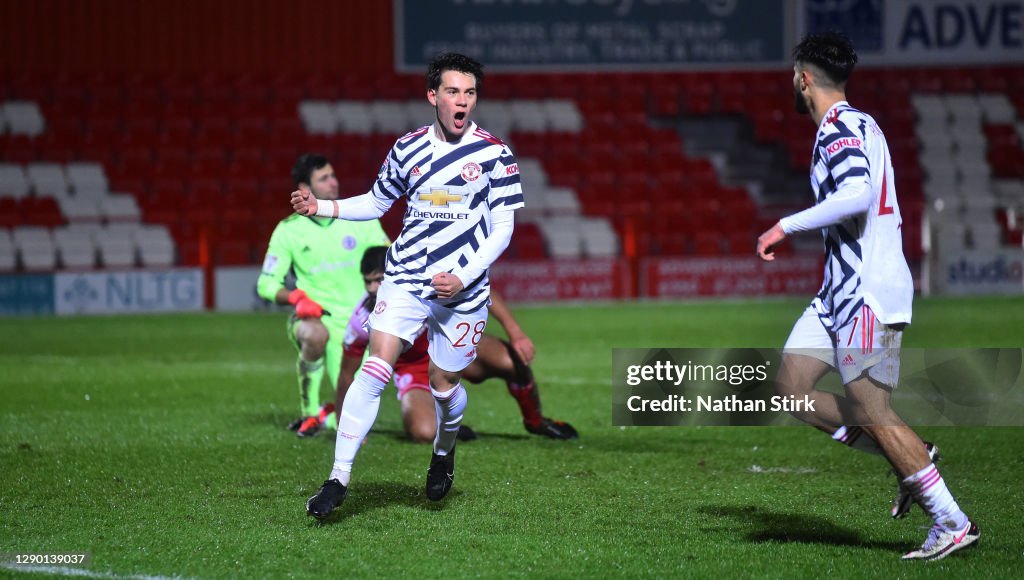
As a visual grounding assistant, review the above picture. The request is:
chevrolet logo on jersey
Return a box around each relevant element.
[418,188,464,207]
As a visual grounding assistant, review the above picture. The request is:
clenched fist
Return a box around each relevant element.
[430,272,464,299]
[291,188,317,216]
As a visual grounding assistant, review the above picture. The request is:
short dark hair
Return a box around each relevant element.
[360,246,389,275]
[426,52,484,93]
[793,32,858,87]
[291,153,329,188]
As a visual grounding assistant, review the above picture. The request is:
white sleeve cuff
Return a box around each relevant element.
[314,193,393,220]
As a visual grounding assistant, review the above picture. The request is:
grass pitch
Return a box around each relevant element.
[1,296,1022,578]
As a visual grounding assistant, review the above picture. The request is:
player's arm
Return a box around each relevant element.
[292,152,405,220]
[291,189,394,220]
[256,226,295,303]
[758,133,872,261]
[487,291,535,364]
[434,210,514,298]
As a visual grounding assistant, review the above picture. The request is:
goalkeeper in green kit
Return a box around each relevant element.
[257,153,390,437]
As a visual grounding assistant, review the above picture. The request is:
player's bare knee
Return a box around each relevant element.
[775,354,829,397]
[406,420,436,444]
[774,365,811,398]
[298,321,329,358]
[428,364,460,392]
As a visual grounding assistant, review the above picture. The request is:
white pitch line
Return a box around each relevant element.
[747,465,818,474]
[0,564,192,580]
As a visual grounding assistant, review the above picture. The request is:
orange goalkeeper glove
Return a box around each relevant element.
[287,288,327,319]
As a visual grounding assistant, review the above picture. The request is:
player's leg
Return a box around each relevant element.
[420,305,486,501]
[401,388,437,443]
[462,335,577,439]
[307,330,405,520]
[317,325,350,434]
[328,329,405,484]
[843,376,977,560]
[780,307,885,455]
[836,308,938,518]
[287,316,328,432]
[779,307,850,429]
[307,280,427,519]
[396,365,436,443]
[397,362,478,443]
[775,353,836,430]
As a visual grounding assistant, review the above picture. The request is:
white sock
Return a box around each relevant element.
[329,357,393,486]
[903,463,969,532]
[431,383,466,456]
[831,425,883,455]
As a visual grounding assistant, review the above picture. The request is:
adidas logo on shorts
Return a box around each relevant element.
[841,354,856,366]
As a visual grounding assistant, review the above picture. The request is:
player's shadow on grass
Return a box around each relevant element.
[699,505,906,551]
[309,481,462,526]
[371,427,532,442]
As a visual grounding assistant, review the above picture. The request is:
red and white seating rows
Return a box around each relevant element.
[1,222,175,272]
[3,67,1023,273]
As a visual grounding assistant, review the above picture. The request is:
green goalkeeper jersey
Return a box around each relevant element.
[257,214,390,323]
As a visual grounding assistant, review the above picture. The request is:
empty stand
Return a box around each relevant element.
[2,65,1020,277]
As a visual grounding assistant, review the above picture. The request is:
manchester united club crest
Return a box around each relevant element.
[461,162,481,182]
[374,300,387,314]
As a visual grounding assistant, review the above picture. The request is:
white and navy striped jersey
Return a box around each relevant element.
[372,121,523,312]
[788,101,913,334]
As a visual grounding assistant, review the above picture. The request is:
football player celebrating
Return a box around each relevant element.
[294,53,522,519]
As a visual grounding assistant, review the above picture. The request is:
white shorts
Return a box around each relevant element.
[368,280,486,373]
[783,304,903,388]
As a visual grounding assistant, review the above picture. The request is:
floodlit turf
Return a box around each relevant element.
[1,296,1023,578]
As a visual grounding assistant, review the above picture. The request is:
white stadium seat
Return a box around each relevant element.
[0,163,31,199]
[544,187,581,215]
[134,224,176,267]
[1,101,46,137]
[95,226,137,268]
[298,101,338,134]
[368,101,411,134]
[538,216,583,259]
[515,158,548,194]
[26,162,69,198]
[65,162,110,193]
[13,226,57,271]
[543,99,584,132]
[53,226,97,269]
[474,101,513,138]
[977,93,1017,124]
[579,216,619,258]
[334,101,373,134]
[944,95,981,123]
[100,193,142,222]
[58,196,103,222]
[911,95,948,122]
[0,229,15,271]
[510,100,547,132]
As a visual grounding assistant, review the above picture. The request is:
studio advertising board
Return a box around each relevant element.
[396,0,789,71]
[940,249,1024,295]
